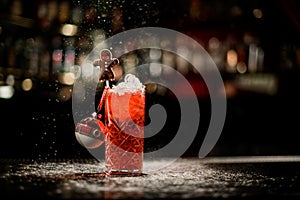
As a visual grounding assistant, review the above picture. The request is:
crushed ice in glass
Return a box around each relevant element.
[112,74,145,95]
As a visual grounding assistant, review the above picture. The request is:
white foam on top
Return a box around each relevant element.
[112,74,145,95]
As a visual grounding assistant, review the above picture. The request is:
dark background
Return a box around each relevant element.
[0,0,300,159]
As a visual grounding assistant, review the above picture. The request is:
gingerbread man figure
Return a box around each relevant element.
[93,49,119,82]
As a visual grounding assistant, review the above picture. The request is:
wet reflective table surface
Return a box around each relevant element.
[1,156,300,199]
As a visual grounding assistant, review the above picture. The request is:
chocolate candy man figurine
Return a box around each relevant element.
[93,49,120,83]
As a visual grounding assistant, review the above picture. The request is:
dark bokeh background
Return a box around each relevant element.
[1,0,300,159]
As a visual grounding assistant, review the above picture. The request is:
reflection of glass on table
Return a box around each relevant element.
[104,88,145,176]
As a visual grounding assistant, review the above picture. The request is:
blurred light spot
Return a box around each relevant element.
[237,62,247,74]
[223,81,237,98]
[0,73,4,84]
[208,37,220,51]
[248,44,263,73]
[162,51,176,74]
[149,63,162,77]
[124,53,138,73]
[6,74,15,86]
[156,84,167,96]
[58,1,70,23]
[61,24,78,36]
[146,83,157,94]
[70,65,81,79]
[22,78,33,91]
[227,49,238,68]
[52,49,63,63]
[257,47,264,72]
[0,85,14,99]
[58,86,72,101]
[160,39,172,49]
[92,29,106,47]
[189,0,201,20]
[37,2,47,19]
[176,46,190,75]
[243,32,256,45]
[71,7,82,24]
[230,6,243,17]
[177,46,191,60]
[176,56,189,75]
[64,49,75,69]
[77,53,87,66]
[236,73,278,95]
[149,49,162,60]
[48,1,58,21]
[58,72,75,85]
[81,62,93,78]
[253,9,263,19]
[10,15,34,28]
[11,0,23,16]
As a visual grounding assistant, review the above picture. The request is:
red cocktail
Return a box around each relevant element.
[104,88,145,176]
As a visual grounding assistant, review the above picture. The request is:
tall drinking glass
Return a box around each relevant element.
[104,87,145,176]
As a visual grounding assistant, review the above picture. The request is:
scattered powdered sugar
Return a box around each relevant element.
[112,74,145,95]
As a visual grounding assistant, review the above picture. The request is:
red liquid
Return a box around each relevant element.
[104,89,145,176]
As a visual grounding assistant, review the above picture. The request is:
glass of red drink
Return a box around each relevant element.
[104,86,145,176]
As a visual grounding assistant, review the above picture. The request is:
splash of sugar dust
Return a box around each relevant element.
[112,74,145,95]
